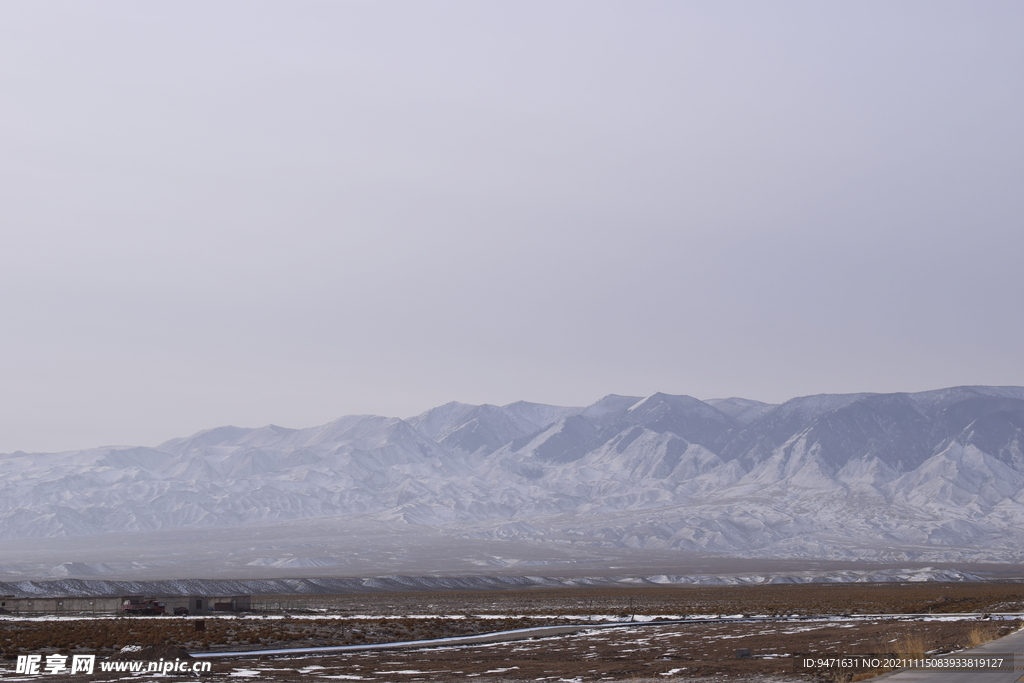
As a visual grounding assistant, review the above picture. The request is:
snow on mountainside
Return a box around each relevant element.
[3,386,1024,566]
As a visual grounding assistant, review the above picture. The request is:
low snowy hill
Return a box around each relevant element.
[3,386,1024,575]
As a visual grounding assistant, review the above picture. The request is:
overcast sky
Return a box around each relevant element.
[2,1,1022,453]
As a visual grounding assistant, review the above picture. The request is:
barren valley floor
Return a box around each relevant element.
[3,583,1024,682]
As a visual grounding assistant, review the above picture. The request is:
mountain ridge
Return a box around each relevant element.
[3,386,1024,572]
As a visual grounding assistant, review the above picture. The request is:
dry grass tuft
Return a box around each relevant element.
[966,625,993,648]
[894,633,927,659]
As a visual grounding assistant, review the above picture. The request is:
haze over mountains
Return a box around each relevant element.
[3,386,1024,580]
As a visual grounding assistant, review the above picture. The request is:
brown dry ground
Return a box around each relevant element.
[251,581,1024,617]
[2,583,1024,682]
[207,618,1018,682]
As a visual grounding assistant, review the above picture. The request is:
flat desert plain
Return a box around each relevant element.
[3,583,1023,682]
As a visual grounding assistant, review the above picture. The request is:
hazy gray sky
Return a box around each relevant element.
[2,1,1022,453]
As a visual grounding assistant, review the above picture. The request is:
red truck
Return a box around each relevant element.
[122,598,165,616]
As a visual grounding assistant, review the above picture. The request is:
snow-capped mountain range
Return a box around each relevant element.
[3,386,1024,574]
